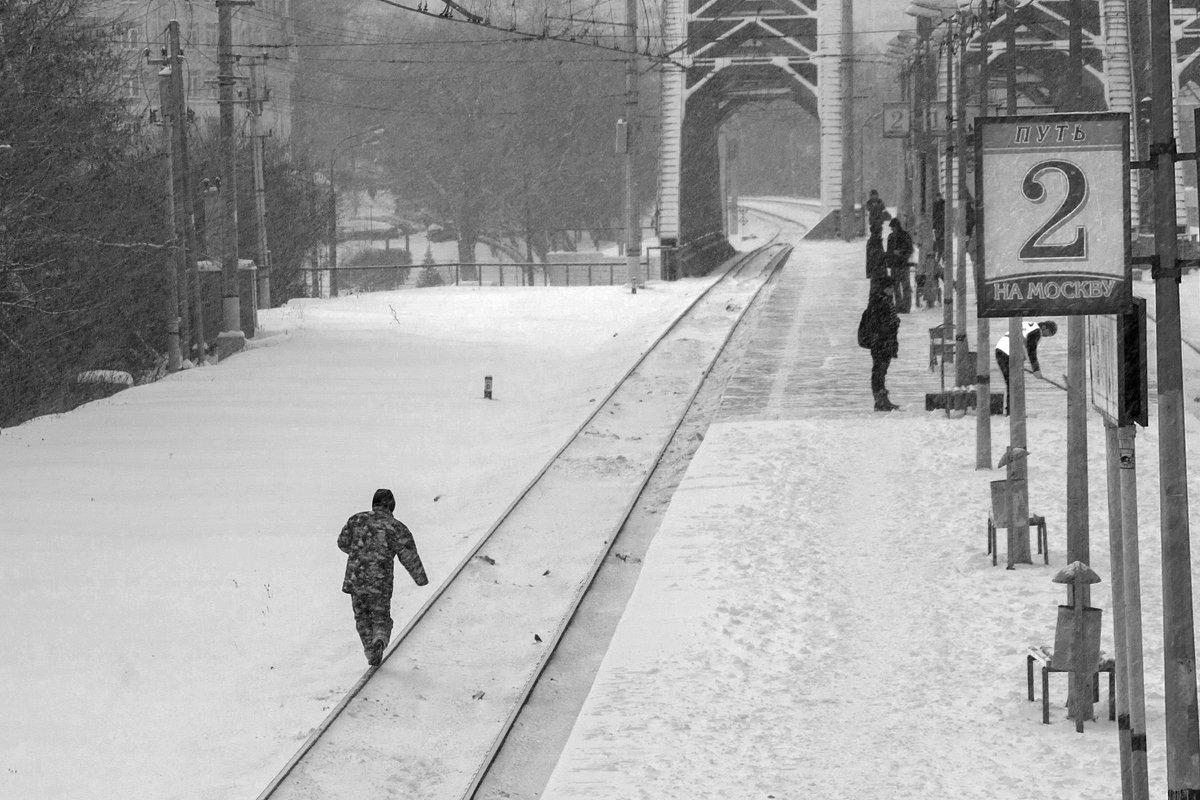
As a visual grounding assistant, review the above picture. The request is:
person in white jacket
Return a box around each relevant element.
[995,320,1058,415]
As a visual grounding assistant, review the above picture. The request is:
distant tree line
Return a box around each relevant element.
[0,0,325,427]
[289,0,659,271]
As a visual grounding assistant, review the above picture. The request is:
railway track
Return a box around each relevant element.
[257,242,793,800]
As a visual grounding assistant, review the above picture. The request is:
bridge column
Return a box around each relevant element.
[659,64,685,248]
[680,92,724,245]
[818,0,844,216]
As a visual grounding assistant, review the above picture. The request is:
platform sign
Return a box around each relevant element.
[883,102,910,139]
[1087,296,1148,427]
[975,113,1131,317]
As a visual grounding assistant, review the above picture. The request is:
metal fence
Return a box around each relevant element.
[307,259,660,296]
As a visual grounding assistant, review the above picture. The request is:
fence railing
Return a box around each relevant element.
[306,258,662,296]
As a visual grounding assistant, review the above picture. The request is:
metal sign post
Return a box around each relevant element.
[1091,299,1149,798]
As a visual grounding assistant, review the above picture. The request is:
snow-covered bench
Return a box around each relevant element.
[1026,645,1115,725]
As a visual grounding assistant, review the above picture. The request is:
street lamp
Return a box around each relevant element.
[328,127,385,298]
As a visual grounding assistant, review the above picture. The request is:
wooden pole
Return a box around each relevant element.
[975,5,992,469]
[943,24,955,398]
[1063,0,1093,725]
[953,16,969,386]
[217,0,245,355]
[1149,0,1200,789]
[157,54,182,372]
[1002,10,1029,567]
[623,0,641,291]
[1118,425,1150,800]
[249,55,271,309]
[1105,423,1133,798]
[167,20,203,361]
[1067,316,1093,720]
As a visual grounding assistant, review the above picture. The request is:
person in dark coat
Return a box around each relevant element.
[865,231,886,282]
[338,488,429,666]
[932,192,946,264]
[995,320,1058,415]
[885,217,914,313]
[865,189,887,236]
[860,276,901,411]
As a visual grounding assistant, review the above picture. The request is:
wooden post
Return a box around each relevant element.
[1105,423,1134,799]
[1007,319,1031,565]
[156,55,182,372]
[975,6,992,470]
[1067,316,1093,722]
[1148,0,1200,789]
[216,0,245,357]
[1118,424,1150,800]
[1052,561,1102,733]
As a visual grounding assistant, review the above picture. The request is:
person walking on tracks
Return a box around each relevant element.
[857,276,902,412]
[994,320,1058,415]
[885,217,914,313]
[338,488,429,666]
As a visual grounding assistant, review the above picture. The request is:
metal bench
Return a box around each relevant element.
[1026,645,1115,725]
[928,323,956,371]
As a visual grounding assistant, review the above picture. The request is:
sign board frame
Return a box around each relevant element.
[882,102,910,139]
[975,112,1132,317]
[1087,296,1148,427]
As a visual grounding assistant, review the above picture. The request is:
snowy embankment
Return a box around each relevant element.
[0,279,717,800]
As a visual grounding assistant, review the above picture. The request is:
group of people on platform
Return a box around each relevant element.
[857,187,1056,415]
[858,189,907,412]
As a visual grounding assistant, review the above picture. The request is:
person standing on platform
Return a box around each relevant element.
[866,230,887,282]
[885,217,914,313]
[994,320,1058,415]
[865,189,887,237]
[858,276,901,412]
[932,192,946,266]
[338,488,429,667]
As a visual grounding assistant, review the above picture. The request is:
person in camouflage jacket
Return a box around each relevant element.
[338,488,428,666]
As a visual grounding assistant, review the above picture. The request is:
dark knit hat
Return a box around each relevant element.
[372,488,396,511]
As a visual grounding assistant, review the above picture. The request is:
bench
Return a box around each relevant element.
[929,324,956,371]
[1026,645,1115,725]
[987,479,1048,566]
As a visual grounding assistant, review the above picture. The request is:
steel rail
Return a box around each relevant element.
[254,242,787,800]
[461,244,793,800]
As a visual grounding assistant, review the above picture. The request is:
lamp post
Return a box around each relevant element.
[328,127,384,298]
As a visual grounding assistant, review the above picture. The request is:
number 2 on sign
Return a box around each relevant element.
[1018,159,1088,261]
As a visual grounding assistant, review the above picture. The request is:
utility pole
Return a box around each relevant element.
[623,0,640,292]
[153,48,182,372]
[975,4,991,469]
[248,53,271,309]
[217,0,248,358]
[839,0,855,240]
[1148,0,1200,791]
[953,12,969,387]
[942,18,956,396]
[1057,0,1094,723]
[329,180,338,298]
[1004,3,1030,567]
[167,20,203,362]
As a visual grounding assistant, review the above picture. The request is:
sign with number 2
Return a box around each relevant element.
[882,102,909,139]
[976,113,1131,317]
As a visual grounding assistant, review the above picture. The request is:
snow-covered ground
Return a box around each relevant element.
[6,207,1200,799]
[0,276,718,799]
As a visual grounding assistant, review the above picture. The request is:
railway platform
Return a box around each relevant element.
[536,236,1082,799]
